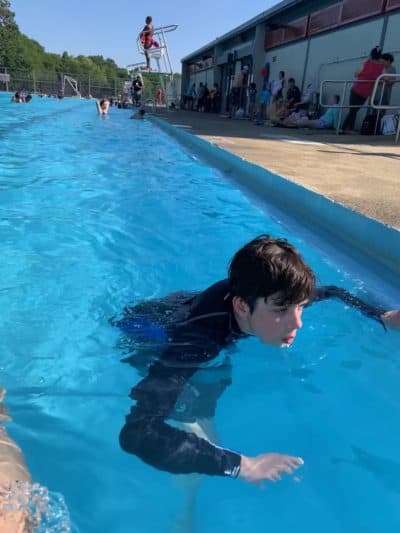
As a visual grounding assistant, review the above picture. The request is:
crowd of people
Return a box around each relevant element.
[183,81,221,113]
[256,46,396,133]
[183,45,396,134]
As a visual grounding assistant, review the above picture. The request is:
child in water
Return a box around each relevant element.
[96,99,110,115]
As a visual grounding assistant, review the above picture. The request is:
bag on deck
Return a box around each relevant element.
[380,114,399,135]
[360,113,377,135]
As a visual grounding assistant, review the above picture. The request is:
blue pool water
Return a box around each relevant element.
[1,93,400,533]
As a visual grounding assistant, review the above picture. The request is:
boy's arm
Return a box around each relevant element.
[119,325,241,477]
[120,333,304,481]
[312,286,400,330]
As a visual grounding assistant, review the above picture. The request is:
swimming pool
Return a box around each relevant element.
[1,93,399,533]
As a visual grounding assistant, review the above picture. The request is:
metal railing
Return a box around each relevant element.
[320,76,400,139]
[370,72,400,143]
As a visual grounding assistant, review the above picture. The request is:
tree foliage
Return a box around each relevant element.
[1,2,181,97]
[0,0,14,26]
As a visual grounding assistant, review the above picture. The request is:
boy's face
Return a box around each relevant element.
[235,293,307,347]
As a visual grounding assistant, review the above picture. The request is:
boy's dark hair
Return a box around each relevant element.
[382,53,394,63]
[288,77,295,83]
[333,94,340,104]
[145,16,152,24]
[370,46,381,60]
[228,235,315,312]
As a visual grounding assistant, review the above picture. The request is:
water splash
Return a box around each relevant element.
[2,481,71,532]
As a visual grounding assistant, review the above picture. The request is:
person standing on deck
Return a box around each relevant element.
[229,65,248,118]
[342,46,384,132]
[140,16,154,71]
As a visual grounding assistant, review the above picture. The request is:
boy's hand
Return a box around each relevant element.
[239,453,304,483]
[381,310,400,330]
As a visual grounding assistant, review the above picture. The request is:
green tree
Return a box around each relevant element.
[1,1,182,96]
[0,0,14,26]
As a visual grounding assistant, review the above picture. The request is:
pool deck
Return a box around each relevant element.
[153,110,400,229]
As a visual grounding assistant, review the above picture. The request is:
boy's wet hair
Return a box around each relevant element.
[228,235,316,311]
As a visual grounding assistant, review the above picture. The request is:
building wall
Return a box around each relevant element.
[259,11,400,127]
[264,40,309,91]
[384,11,400,50]
[187,68,215,89]
[182,3,400,124]
[304,18,384,89]
[383,11,400,107]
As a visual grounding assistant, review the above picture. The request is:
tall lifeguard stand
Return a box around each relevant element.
[127,24,178,104]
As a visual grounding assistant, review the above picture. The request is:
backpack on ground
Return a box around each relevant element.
[360,113,377,135]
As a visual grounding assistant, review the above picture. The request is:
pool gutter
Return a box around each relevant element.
[151,116,400,289]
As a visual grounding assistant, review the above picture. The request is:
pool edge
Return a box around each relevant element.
[150,115,400,289]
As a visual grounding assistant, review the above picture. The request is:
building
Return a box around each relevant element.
[181,0,400,120]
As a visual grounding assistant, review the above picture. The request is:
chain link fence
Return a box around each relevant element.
[0,67,127,98]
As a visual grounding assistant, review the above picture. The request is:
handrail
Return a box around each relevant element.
[152,24,178,34]
[320,77,400,137]
[370,72,400,111]
[370,73,400,143]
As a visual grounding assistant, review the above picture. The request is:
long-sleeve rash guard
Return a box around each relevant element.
[117,280,386,477]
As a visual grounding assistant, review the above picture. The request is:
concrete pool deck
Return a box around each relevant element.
[153,109,400,229]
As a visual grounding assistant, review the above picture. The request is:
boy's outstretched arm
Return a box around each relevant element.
[119,323,304,482]
[312,286,400,330]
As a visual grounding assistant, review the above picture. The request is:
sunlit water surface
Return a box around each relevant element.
[1,94,399,533]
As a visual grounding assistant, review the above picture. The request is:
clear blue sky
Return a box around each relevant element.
[12,0,277,72]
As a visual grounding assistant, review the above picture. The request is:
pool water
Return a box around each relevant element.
[1,93,399,533]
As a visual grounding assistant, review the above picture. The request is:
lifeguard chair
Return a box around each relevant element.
[127,24,178,106]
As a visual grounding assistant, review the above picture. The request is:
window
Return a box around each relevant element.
[282,16,308,43]
[341,0,384,24]
[309,3,342,35]
[386,0,400,11]
[264,28,285,50]
[264,16,308,49]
